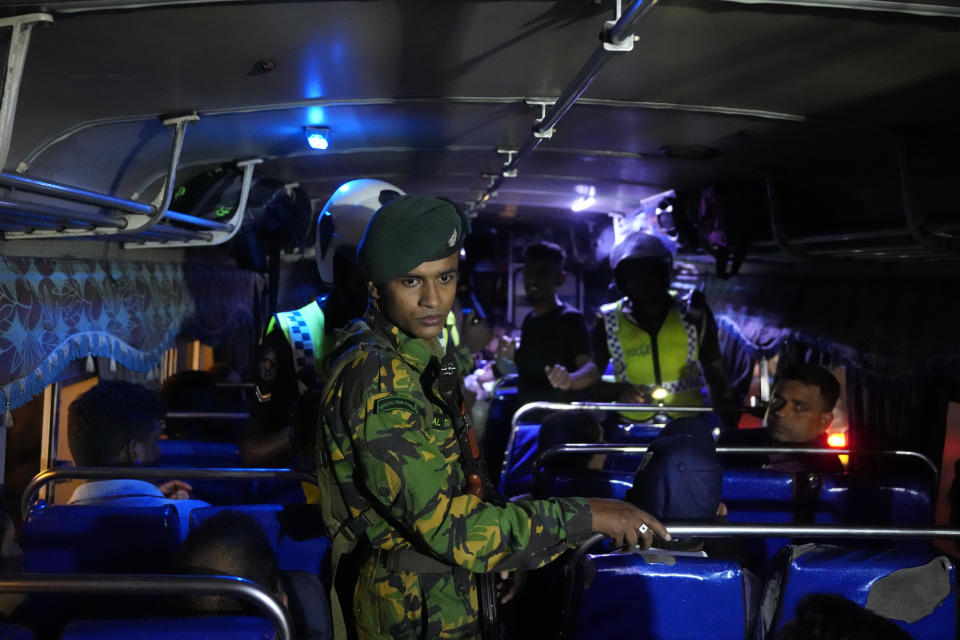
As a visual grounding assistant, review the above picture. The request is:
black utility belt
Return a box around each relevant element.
[373,547,456,574]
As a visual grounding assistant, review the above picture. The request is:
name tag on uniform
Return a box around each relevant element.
[375,396,417,414]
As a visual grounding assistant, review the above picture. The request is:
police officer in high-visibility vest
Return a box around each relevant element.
[590,232,733,423]
[242,179,406,472]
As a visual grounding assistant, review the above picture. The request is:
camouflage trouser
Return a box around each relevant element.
[354,552,481,640]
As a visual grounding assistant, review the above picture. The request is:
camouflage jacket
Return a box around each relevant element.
[320,309,593,572]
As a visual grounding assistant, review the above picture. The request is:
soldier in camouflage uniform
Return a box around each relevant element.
[317,195,669,640]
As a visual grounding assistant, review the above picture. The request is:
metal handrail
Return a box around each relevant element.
[0,573,292,640]
[500,402,719,487]
[531,443,939,484]
[165,411,250,420]
[22,466,317,520]
[470,0,659,213]
[653,523,960,538]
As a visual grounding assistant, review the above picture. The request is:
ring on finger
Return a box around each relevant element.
[636,523,648,537]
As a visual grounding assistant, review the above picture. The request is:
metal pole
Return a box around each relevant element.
[530,444,938,483]
[160,210,232,231]
[661,523,960,539]
[499,401,718,488]
[0,573,292,640]
[22,466,318,519]
[165,411,250,420]
[0,199,127,228]
[0,172,154,215]
[474,0,660,210]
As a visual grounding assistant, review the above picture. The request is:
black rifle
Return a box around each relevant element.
[437,352,500,640]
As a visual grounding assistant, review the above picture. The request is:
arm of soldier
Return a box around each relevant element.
[356,400,667,572]
[355,401,591,572]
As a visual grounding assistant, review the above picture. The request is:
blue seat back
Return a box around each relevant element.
[0,624,35,640]
[815,473,932,525]
[499,422,540,496]
[21,505,180,573]
[61,616,275,640]
[158,439,243,467]
[756,544,956,640]
[572,551,747,640]
[158,439,255,504]
[499,422,664,497]
[190,504,330,579]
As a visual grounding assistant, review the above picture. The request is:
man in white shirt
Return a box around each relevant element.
[66,380,209,539]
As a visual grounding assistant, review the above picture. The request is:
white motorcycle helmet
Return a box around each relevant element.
[315,179,405,285]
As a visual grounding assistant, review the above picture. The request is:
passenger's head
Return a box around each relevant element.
[773,593,913,640]
[765,364,840,444]
[359,195,466,340]
[522,241,566,306]
[626,417,723,551]
[161,370,218,411]
[610,233,673,303]
[537,411,604,472]
[176,510,284,613]
[67,381,165,467]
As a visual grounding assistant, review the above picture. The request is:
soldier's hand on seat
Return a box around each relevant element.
[587,498,670,549]
[545,364,573,390]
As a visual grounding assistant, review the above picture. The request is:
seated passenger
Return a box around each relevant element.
[66,380,209,535]
[626,417,761,624]
[625,417,726,554]
[718,364,843,475]
[177,510,331,640]
[589,232,734,424]
[773,593,912,640]
[537,410,605,473]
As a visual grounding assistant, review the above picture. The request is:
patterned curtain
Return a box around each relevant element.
[0,256,257,422]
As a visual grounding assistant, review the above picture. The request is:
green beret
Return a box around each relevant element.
[357,195,468,282]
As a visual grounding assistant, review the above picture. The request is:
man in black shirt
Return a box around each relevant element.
[513,241,597,408]
[719,363,843,475]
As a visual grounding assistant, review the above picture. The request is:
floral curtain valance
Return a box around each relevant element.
[0,256,258,422]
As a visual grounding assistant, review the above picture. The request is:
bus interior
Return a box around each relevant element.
[0,1,959,638]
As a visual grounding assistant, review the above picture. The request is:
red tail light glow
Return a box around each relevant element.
[827,433,847,448]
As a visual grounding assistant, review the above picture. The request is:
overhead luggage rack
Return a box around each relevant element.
[0,114,262,247]
[0,16,261,250]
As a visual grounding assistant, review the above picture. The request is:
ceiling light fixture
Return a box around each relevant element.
[305,126,331,150]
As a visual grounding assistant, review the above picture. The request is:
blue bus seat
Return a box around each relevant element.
[158,439,243,467]
[499,422,540,497]
[61,615,275,640]
[20,504,180,573]
[815,473,933,525]
[500,421,663,497]
[571,551,749,640]
[755,544,956,640]
[158,439,255,504]
[533,469,633,500]
[0,624,34,640]
[190,504,330,579]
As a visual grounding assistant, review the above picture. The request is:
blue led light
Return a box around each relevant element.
[305,126,330,150]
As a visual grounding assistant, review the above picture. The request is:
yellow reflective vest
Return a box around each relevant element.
[599,297,707,422]
[272,298,331,504]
